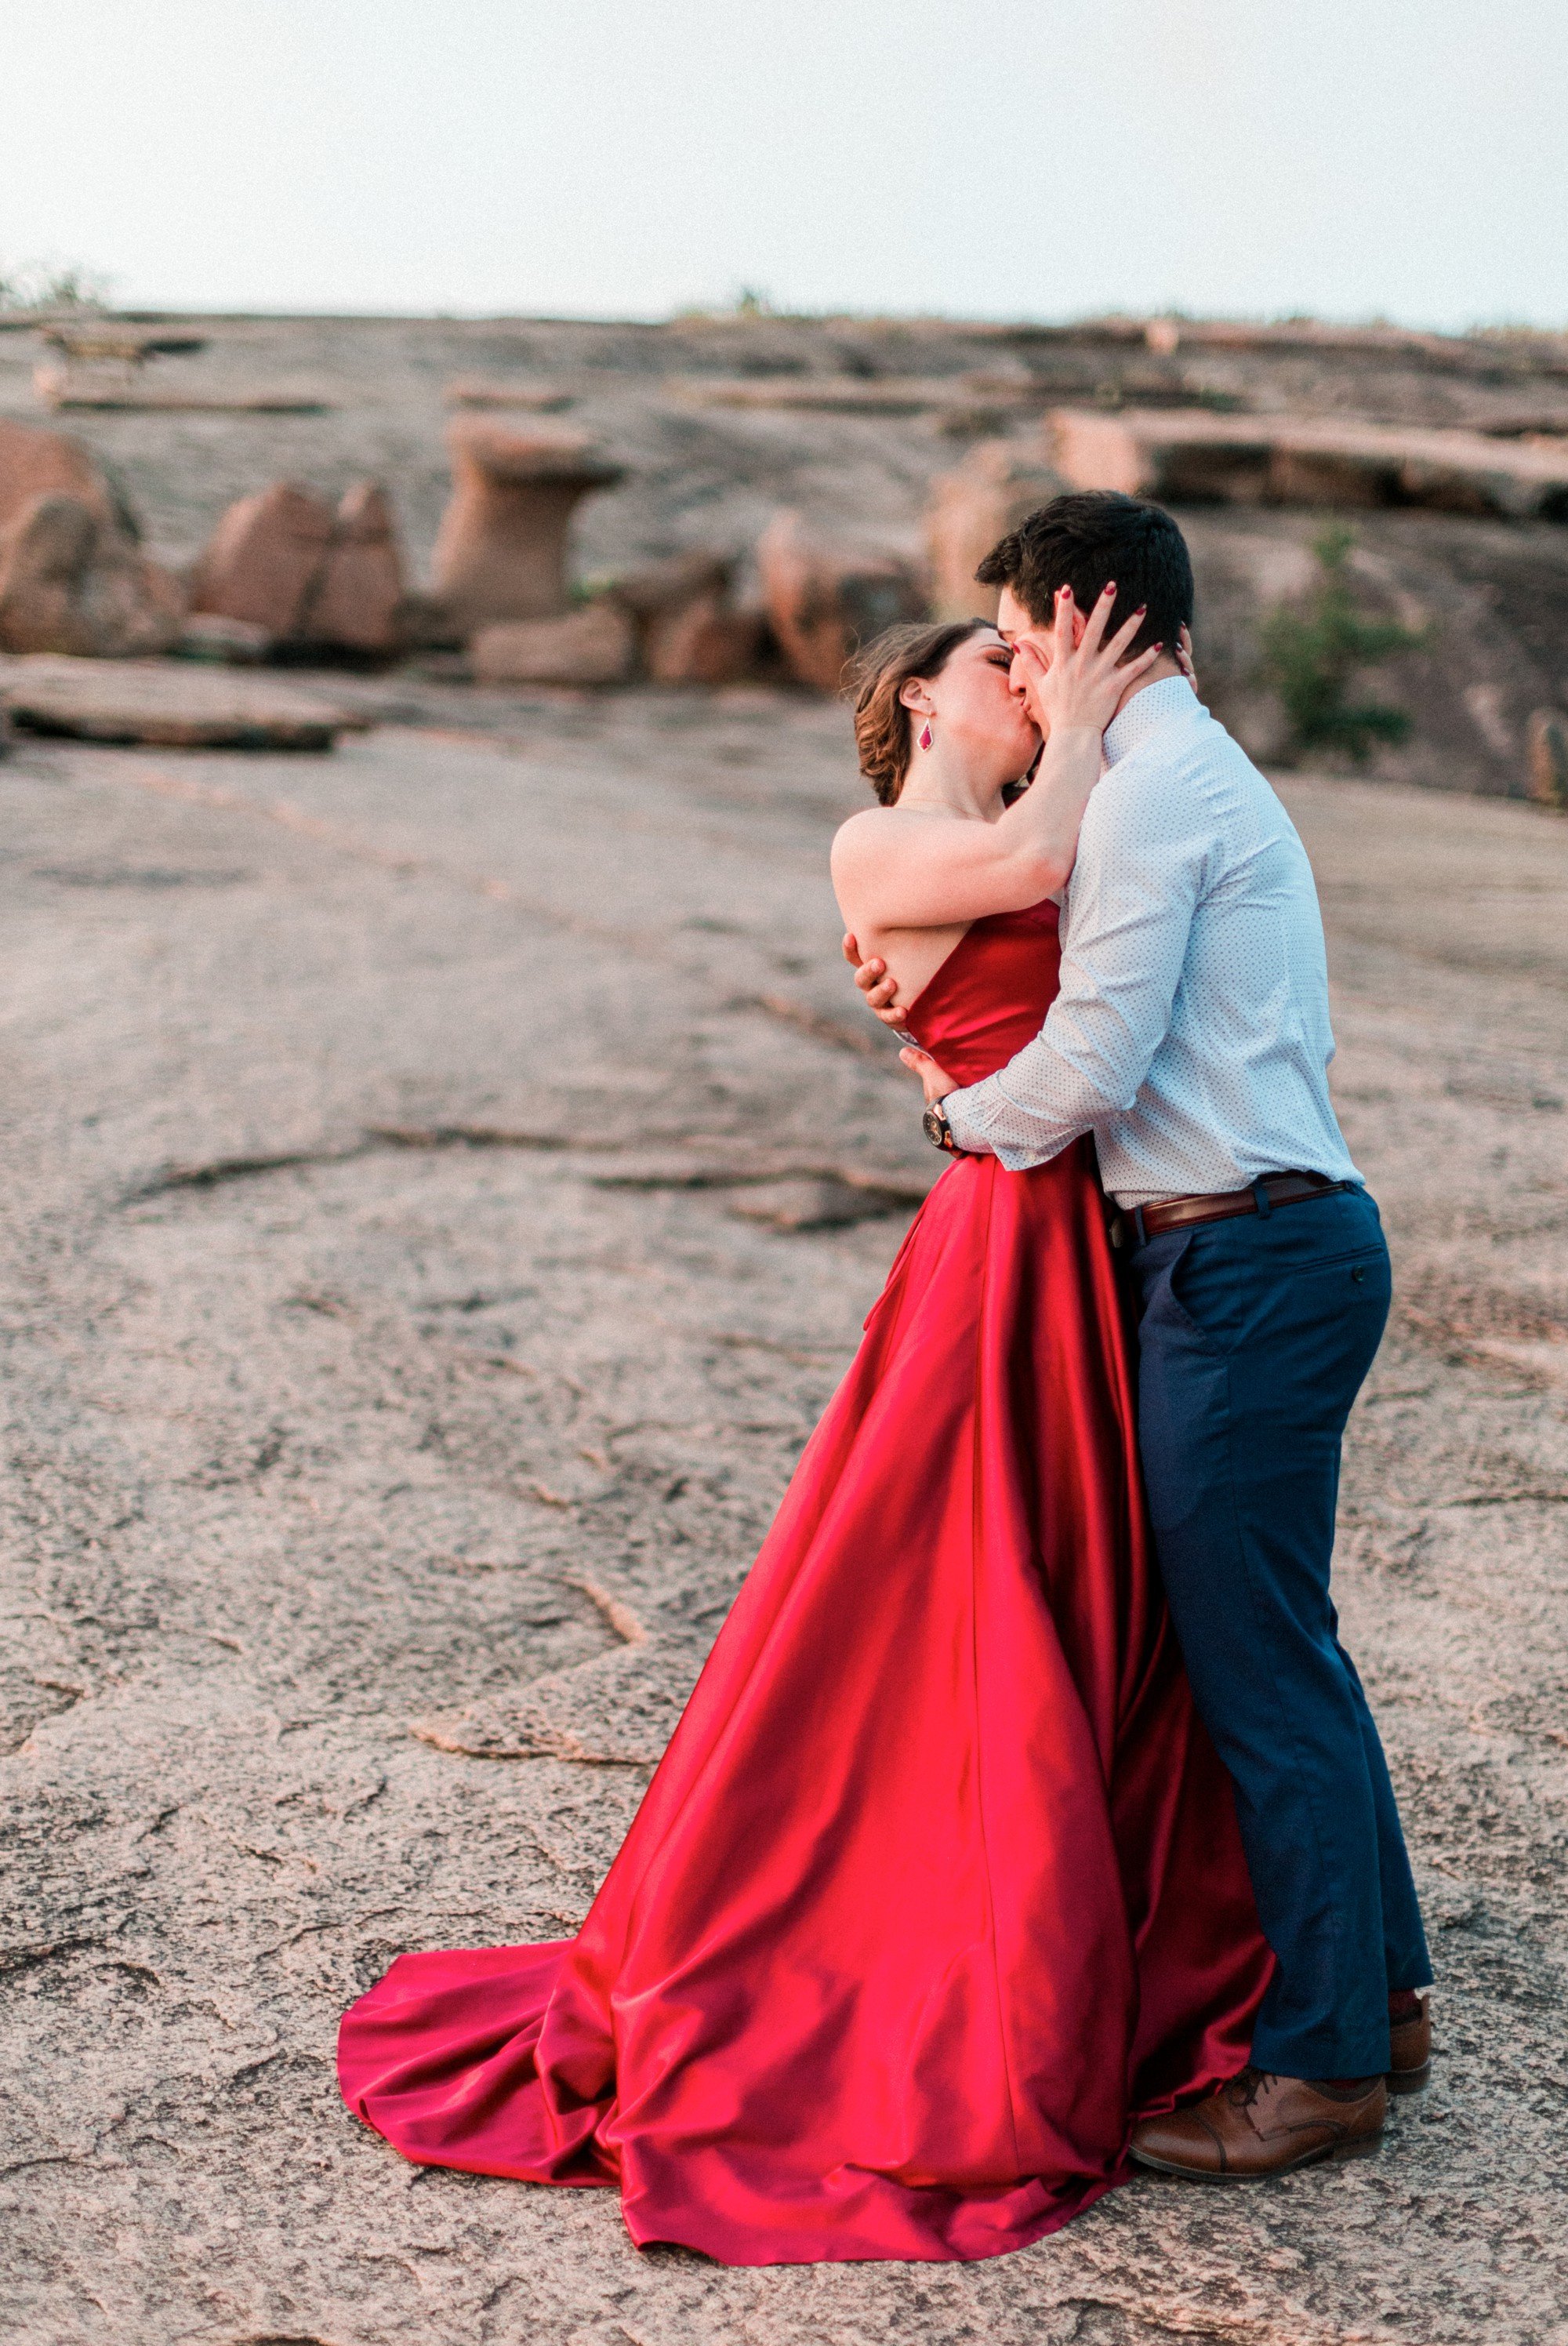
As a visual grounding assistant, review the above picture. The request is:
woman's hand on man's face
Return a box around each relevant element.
[1013,585,1163,739]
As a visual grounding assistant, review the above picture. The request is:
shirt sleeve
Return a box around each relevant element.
[942,763,1209,1170]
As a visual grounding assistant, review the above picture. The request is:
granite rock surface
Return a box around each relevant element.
[2,686,1566,2344]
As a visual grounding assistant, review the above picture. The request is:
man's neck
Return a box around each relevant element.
[1112,653,1185,721]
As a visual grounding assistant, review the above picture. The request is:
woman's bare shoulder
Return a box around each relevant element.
[831,804,926,867]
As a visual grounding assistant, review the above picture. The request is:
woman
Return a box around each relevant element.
[338,594,1271,2266]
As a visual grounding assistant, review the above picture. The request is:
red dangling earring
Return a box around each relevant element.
[918,720,933,751]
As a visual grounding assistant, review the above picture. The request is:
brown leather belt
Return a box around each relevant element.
[1107,1170,1350,1251]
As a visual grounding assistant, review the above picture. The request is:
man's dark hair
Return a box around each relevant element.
[975,492,1193,658]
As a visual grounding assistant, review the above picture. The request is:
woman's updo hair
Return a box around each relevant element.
[845,617,990,805]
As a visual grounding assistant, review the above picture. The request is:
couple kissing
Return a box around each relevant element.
[338,492,1432,2267]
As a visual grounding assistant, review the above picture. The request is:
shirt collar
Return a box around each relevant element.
[1103,675,1203,768]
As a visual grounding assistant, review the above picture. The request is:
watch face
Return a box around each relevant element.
[923,1102,948,1147]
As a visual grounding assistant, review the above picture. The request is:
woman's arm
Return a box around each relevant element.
[831,588,1161,936]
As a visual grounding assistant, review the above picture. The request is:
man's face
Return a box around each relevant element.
[996,582,1084,695]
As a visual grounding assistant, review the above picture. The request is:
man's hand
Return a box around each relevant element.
[898,1044,959,1105]
[842,932,908,1030]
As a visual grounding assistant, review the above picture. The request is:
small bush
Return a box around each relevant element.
[1261,525,1426,762]
[0,259,111,313]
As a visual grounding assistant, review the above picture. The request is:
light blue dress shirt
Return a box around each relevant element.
[941,677,1363,1208]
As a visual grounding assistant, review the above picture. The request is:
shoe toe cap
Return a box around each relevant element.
[1130,2111,1225,2174]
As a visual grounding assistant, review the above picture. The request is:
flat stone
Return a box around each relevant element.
[470,601,637,686]
[176,612,275,665]
[0,654,356,746]
[673,375,1033,419]
[33,367,332,414]
[444,376,575,411]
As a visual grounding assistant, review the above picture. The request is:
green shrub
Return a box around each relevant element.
[1261,525,1426,761]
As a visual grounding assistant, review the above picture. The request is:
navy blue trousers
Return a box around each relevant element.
[1129,1184,1431,2079]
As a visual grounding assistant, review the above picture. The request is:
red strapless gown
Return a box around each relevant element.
[338,901,1271,2265]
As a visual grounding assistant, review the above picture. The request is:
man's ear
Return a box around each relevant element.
[1070,608,1090,648]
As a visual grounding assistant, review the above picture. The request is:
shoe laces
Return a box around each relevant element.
[1222,2066,1273,2112]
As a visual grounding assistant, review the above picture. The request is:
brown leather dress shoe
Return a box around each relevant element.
[1388,1992,1432,2095]
[1130,2068,1387,2181]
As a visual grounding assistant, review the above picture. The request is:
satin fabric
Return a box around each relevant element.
[338,899,1272,2266]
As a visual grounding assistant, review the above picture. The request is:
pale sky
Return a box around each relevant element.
[3,0,1564,329]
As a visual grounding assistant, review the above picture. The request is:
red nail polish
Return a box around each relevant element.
[1134,604,1147,615]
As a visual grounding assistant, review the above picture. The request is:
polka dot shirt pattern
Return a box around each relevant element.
[942,677,1363,1208]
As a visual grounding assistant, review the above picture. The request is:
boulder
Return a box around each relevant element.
[603,551,764,685]
[0,493,185,659]
[190,479,406,656]
[303,482,405,656]
[470,600,637,687]
[605,549,733,630]
[925,441,1066,620]
[432,420,625,636]
[191,482,336,637]
[0,416,127,534]
[1526,709,1568,809]
[757,513,926,692]
[646,594,765,687]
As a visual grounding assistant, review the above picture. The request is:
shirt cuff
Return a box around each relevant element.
[941,1082,994,1158]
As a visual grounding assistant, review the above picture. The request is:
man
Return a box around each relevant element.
[848,492,1432,2180]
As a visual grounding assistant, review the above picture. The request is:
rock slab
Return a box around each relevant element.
[0,653,355,746]
[1,707,1565,2344]
[1050,407,1568,520]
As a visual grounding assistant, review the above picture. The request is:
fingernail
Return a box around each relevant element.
[1134,604,1147,615]
[1103,582,1116,595]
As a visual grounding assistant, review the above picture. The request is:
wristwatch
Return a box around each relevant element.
[923,1097,960,1154]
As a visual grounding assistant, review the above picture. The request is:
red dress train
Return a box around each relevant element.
[338,900,1271,2264]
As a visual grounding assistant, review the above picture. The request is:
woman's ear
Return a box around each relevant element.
[898,677,933,716]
